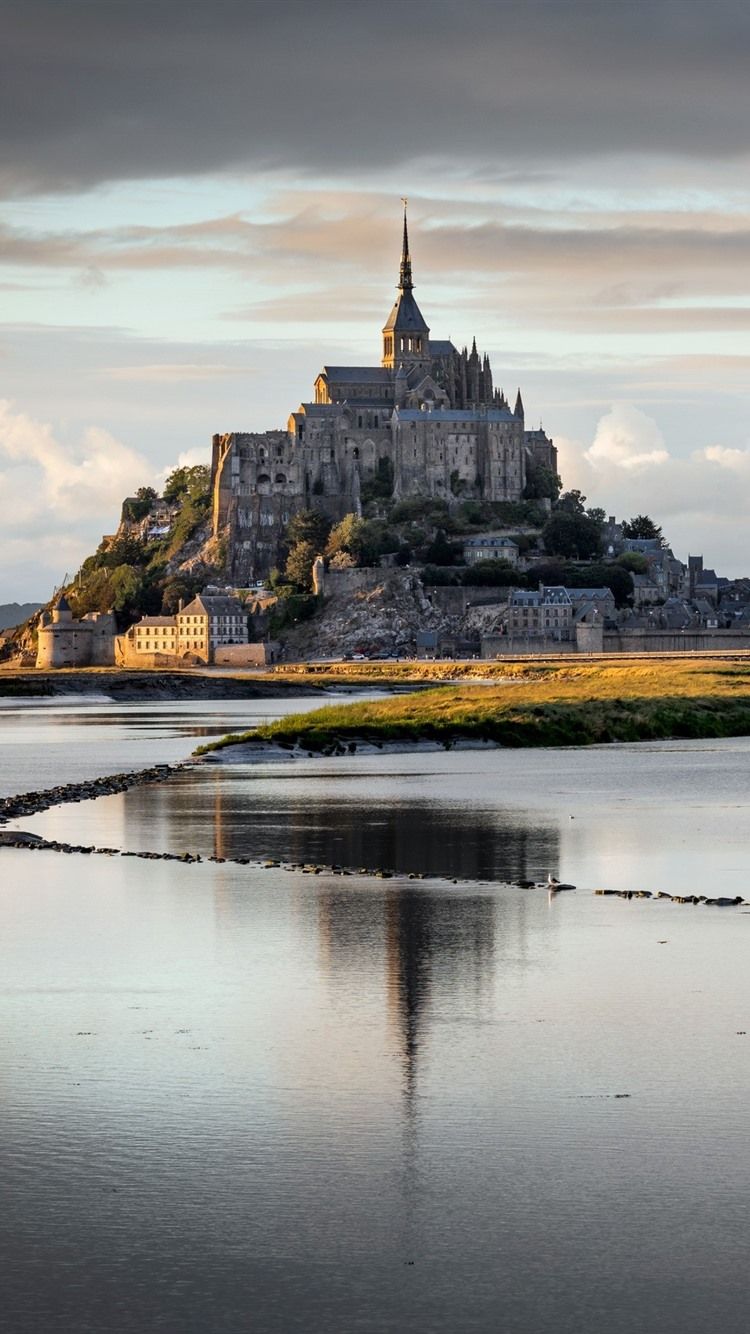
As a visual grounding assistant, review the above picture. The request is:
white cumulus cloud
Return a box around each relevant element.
[584,403,669,472]
[556,404,750,574]
[0,398,154,596]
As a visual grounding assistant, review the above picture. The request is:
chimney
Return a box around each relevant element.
[178,598,184,612]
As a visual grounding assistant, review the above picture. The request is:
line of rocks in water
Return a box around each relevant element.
[0,834,451,882]
[2,831,748,907]
[594,888,746,907]
[0,764,180,825]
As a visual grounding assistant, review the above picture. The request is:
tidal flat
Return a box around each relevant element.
[3,696,750,1333]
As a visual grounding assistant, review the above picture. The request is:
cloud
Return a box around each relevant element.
[101,363,257,383]
[6,197,750,360]
[584,404,670,471]
[557,405,750,572]
[0,399,153,594]
[2,2,750,198]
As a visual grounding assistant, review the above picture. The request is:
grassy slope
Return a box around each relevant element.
[197,659,750,753]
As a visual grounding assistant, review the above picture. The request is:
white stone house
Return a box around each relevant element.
[130,616,179,656]
[176,595,248,662]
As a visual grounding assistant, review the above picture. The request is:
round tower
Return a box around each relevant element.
[52,594,73,624]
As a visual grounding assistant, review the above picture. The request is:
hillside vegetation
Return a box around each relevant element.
[197,658,750,753]
[66,466,222,625]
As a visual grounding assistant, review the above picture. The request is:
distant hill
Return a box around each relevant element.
[0,602,43,632]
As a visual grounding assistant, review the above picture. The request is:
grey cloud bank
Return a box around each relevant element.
[1,0,749,597]
[3,1,750,196]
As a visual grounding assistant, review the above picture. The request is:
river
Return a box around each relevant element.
[2,696,750,1333]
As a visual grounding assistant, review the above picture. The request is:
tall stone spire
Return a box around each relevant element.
[514,388,524,418]
[382,200,429,368]
[399,198,413,291]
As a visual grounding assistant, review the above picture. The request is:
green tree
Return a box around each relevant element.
[325,514,398,567]
[556,489,587,515]
[523,462,562,502]
[121,486,158,523]
[98,532,147,570]
[286,508,332,551]
[541,510,603,560]
[616,551,648,574]
[109,564,145,614]
[425,528,458,565]
[71,569,115,615]
[285,540,317,591]
[461,560,526,587]
[361,457,394,505]
[163,465,211,503]
[326,513,360,559]
[621,514,664,543]
[161,579,193,614]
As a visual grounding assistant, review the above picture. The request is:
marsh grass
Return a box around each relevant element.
[196,658,750,754]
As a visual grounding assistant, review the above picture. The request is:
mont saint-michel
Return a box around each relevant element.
[211,207,556,584]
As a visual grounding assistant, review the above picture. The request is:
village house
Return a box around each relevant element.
[567,587,616,624]
[462,535,519,566]
[507,586,573,641]
[176,594,248,661]
[123,592,249,665]
[130,616,179,656]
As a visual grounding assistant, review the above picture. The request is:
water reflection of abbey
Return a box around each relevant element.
[190,773,561,1103]
[146,772,561,1101]
[198,773,560,885]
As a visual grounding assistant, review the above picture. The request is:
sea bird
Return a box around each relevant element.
[547,874,576,892]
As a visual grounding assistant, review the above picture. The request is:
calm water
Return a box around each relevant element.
[2,699,750,1332]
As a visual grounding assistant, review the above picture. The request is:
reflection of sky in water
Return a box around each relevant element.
[4,704,750,1331]
[24,733,750,897]
[0,695,341,797]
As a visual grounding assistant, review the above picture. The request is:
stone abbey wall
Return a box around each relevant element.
[209,215,556,584]
[211,408,535,583]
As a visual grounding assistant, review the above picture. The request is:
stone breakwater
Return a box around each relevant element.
[0,832,457,883]
[1,770,747,906]
[0,822,748,907]
[0,764,179,825]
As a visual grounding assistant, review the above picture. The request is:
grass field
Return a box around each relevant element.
[196,657,750,754]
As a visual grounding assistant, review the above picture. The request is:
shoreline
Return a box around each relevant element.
[195,735,503,762]
[0,669,413,702]
[193,660,750,758]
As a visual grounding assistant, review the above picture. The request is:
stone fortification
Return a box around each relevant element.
[211,209,557,585]
[36,597,115,668]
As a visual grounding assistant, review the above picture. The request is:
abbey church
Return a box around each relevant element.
[211,209,557,581]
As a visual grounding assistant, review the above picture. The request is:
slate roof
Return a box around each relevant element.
[510,586,572,607]
[464,536,518,549]
[179,596,245,617]
[321,366,391,383]
[566,587,614,601]
[135,616,177,627]
[382,289,430,333]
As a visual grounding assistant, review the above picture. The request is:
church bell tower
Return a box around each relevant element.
[381,201,430,370]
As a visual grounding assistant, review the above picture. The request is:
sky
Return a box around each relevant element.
[2,0,750,600]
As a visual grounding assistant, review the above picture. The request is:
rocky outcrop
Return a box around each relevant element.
[280,567,491,658]
[281,569,429,657]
